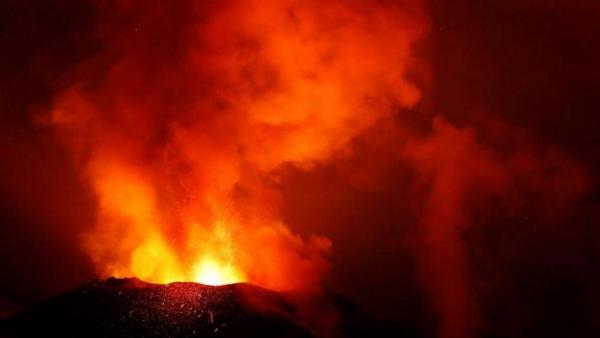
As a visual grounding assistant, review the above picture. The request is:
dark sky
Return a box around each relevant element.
[1,1,599,337]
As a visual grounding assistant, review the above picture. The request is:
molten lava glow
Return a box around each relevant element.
[46,0,427,290]
[193,258,245,286]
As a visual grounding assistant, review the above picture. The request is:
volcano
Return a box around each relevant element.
[0,278,393,338]
[0,278,314,338]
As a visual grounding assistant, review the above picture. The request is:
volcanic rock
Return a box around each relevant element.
[0,277,315,338]
[0,277,409,338]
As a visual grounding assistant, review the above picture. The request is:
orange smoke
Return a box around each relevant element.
[45,0,427,291]
[405,117,588,338]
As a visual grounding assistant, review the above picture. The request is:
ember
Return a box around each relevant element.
[1,1,598,338]
[44,0,426,291]
[1,278,314,338]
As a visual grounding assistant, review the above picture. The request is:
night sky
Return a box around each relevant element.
[1,1,599,337]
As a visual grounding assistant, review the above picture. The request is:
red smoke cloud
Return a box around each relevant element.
[405,117,587,338]
[0,1,596,338]
[44,0,427,292]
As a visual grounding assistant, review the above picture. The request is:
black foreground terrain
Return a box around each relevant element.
[0,278,316,338]
[0,277,407,338]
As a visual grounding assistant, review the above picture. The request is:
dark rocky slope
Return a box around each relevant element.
[0,277,409,338]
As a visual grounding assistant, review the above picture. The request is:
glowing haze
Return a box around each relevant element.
[1,1,593,338]
[46,0,427,290]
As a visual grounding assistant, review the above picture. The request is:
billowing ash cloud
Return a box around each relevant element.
[0,1,594,338]
[44,0,428,292]
[404,117,588,338]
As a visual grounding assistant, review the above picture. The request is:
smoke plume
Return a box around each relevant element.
[1,1,596,338]
[45,0,428,292]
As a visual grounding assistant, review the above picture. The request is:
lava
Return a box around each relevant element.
[193,257,245,286]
